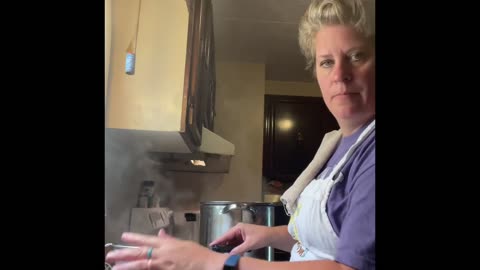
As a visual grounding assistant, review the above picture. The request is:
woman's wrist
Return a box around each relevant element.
[266,225,282,247]
[207,251,230,270]
[265,227,278,247]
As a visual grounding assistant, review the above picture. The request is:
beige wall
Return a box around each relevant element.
[265,80,321,97]
[207,61,265,201]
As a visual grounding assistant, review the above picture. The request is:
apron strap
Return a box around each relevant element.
[330,120,375,181]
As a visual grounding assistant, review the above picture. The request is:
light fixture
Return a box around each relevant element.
[278,119,293,130]
[190,160,206,166]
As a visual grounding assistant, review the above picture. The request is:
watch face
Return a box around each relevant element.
[211,244,235,253]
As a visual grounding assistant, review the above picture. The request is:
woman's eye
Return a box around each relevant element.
[351,52,365,62]
[319,59,333,68]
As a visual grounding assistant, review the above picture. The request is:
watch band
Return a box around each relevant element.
[223,254,241,270]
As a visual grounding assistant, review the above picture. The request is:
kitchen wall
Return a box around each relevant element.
[265,80,321,97]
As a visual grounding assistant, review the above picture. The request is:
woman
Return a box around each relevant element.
[105,0,375,269]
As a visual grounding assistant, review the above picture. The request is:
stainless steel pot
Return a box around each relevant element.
[199,201,276,261]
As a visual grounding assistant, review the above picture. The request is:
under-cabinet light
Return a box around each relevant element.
[190,160,206,166]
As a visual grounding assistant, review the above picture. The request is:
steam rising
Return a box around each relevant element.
[105,129,175,242]
[105,128,203,243]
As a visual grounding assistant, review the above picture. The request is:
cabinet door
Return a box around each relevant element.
[201,0,216,130]
[263,95,339,183]
[185,0,216,136]
[183,0,209,147]
[183,0,217,146]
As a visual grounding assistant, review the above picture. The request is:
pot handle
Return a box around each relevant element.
[221,203,256,221]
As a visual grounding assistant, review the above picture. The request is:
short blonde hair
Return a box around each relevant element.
[298,0,375,75]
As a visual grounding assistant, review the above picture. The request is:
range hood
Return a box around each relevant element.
[147,127,235,174]
[105,126,235,173]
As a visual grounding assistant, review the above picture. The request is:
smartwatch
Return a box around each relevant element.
[223,254,241,270]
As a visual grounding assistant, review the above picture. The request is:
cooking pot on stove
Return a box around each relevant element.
[199,201,278,261]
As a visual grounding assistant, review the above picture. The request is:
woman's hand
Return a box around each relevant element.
[209,223,273,255]
[106,229,228,270]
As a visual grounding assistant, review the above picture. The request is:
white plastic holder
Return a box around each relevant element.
[129,207,174,235]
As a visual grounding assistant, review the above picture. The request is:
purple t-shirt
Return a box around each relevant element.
[316,121,375,270]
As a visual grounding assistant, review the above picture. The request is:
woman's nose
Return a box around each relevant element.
[332,63,353,83]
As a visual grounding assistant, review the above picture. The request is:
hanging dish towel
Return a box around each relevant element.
[280,129,342,215]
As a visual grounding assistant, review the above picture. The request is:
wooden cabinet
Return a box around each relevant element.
[198,0,216,131]
[189,0,216,135]
[106,0,216,152]
[263,95,339,183]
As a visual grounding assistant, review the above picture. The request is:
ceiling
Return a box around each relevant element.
[211,0,315,83]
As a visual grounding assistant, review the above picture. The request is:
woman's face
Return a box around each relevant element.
[315,25,375,126]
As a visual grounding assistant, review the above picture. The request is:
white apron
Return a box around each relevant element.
[288,121,375,261]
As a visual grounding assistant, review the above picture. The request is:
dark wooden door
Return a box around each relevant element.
[263,95,339,183]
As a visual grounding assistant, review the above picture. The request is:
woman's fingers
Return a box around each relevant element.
[229,242,249,256]
[209,233,233,246]
[157,229,173,239]
[209,226,242,246]
[111,259,151,270]
[106,247,152,262]
[121,232,161,247]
